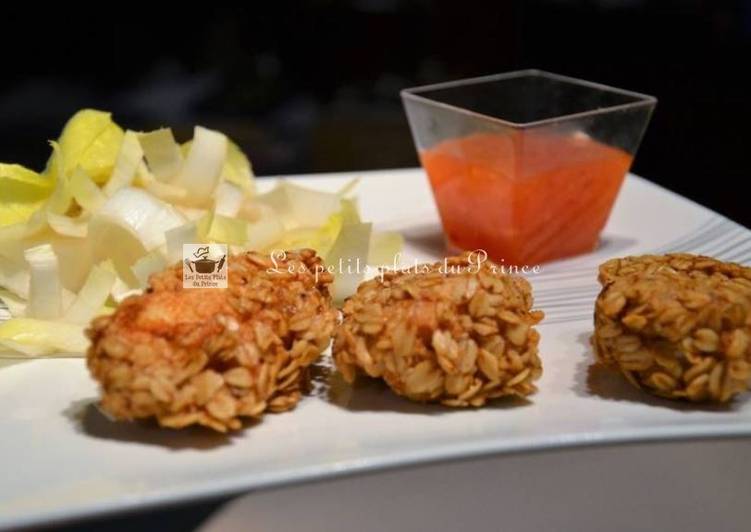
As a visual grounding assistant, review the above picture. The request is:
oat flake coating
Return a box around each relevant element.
[592,253,751,402]
[86,250,337,432]
[332,254,544,406]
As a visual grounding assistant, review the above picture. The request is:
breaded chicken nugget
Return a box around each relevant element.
[332,253,544,406]
[87,249,336,432]
[593,253,751,402]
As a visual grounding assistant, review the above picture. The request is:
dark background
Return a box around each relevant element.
[3,0,750,227]
[4,1,748,530]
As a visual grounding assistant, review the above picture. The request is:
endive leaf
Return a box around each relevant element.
[325,221,372,302]
[182,138,254,192]
[0,164,52,226]
[0,318,88,357]
[45,109,124,184]
[368,231,404,266]
[165,221,199,263]
[24,244,62,320]
[0,288,27,317]
[131,251,168,288]
[104,131,143,196]
[64,261,117,325]
[70,167,106,212]
[139,128,183,181]
[198,210,248,245]
[94,187,185,251]
[172,126,227,205]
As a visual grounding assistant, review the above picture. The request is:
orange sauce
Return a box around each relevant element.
[420,131,633,265]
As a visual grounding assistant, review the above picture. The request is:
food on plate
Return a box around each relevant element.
[0,109,400,359]
[332,253,544,406]
[592,253,751,402]
[420,131,632,265]
[86,250,337,432]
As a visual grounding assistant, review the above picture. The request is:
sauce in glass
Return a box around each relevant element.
[420,131,632,265]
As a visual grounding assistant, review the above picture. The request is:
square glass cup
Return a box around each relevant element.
[401,69,656,266]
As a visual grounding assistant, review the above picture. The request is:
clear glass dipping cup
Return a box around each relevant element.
[401,69,656,266]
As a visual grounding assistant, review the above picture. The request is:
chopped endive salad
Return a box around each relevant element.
[0,110,403,358]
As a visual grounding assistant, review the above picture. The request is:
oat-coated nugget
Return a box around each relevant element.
[87,250,337,432]
[333,254,544,406]
[597,252,750,286]
[593,253,751,402]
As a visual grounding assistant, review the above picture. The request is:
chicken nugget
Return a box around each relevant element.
[332,253,544,406]
[592,253,751,402]
[86,249,336,432]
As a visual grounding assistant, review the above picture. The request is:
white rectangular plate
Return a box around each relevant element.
[1,169,749,529]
